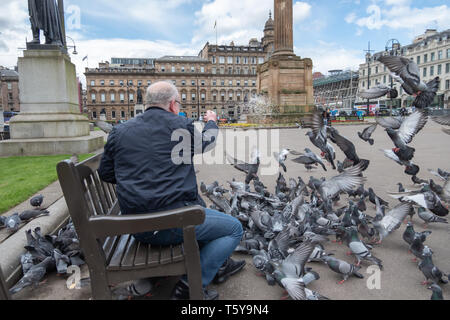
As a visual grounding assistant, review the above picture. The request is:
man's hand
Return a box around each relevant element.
[204,110,217,123]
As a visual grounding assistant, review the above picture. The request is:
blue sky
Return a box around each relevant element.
[1,0,450,82]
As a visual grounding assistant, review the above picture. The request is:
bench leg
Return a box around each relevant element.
[183,226,203,300]
[89,272,113,300]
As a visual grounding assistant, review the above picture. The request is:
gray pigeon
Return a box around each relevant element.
[0,216,5,228]
[418,247,448,285]
[226,149,260,184]
[417,207,448,226]
[402,222,431,246]
[53,249,71,274]
[9,257,54,294]
[292,148,327,172]
[112,278,155,300]
[5,213,22,232]
[345,227,383,270]
[321,255,364,284]
[372,202,413,243]
[19,209,50,222]
[428,284,444,300]
[358,84,391,100]
[30,195,44,208]
[358,124,377,145]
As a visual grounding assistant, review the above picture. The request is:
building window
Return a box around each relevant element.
[228,67,233,74]
[220,67,225,75]
[375,66,378,74]
[121,111,125,118]
[430,66,434,76]
[416,56,420,65]
[237,80,241,86]
[423,67,427,77]
[8,93,13,100]
[182,80,186,86]
[252,80,256,86]
[227,56,233,64]
[213,94,217,102]
[201,93,205,101]
[258,57,264,64]
[446,63,450,73]
[446,80,450,90]
[147,80,151,86]
[90,80,95,86]
[424,54,428,63]
[129,93,134,102]
[138,81,142,86]
[181,66,185,72]
[100,80,105,86]
[447,48,450,59]
[221,80,225,86]
[431,52,435,61]
[128,80,133,86]
[213,80,217,86]
[201,80,205,86]
[92,111,97,119]
[236,56,241,64]
[237,93,241,101]
[191,66,195,72]
[171,66,176,73]
[111,93,115,102]
[438,50,443,60]
[229,93,233,101]
[191,80,195,86]
[244,80,248,86]
[182,93,187,101]
[383,75,386,83]
[112,111,116,119]
[244,57,248,64]
[438,64,442,75]
[192,93,196,101]
[252,67,256,75]
[91,93,96,103]
[201,66,205,73]
[120,80,124,86]
[229,80,233,86]
[212,67,216,74]
[221,93,225,102]
[120,93,125,103]
[161,66,165,72]
[251,57,256,64]
[212,56,216,64]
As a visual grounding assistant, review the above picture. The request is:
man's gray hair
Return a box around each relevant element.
[145,81,179,109]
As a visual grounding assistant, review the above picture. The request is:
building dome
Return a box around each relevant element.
[264,11,274,31]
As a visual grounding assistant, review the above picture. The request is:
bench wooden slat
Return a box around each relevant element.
[85,176,104,216]
[103,236,119,265]
[92,172,110,215]
[108,235,131,269]
[133,241,148,268]
[160,245,173,265]
[147,244,160,267]
[120,236,139,268]
[172,245,184,263]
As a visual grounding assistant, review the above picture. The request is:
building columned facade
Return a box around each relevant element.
[357,29,450,109]
[85,14,275,121]
[0,67,20,113]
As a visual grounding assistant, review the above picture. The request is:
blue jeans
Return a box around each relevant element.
[133,208,244,288]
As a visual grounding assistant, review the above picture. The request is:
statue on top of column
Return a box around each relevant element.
[28,0,64,46]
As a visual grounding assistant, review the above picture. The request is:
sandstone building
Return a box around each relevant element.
[0,67,20,113]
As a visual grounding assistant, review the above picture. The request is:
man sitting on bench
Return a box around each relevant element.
[98,81,245,300]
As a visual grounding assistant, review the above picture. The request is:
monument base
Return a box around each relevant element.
[247,112,313,125]
[0,132,104,157]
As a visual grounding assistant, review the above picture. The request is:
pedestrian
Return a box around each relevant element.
[98,81,245,300]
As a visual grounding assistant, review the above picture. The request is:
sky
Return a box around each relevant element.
[1,0,450,85]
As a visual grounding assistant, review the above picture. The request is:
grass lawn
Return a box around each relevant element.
[0,154,94,214]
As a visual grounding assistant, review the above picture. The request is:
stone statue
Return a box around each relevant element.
[28,0,64,46]
[137,87,143,104]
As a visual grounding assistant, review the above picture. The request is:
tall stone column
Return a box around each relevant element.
[273,0,294,56]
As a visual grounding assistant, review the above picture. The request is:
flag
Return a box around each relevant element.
[82,55,88,61]
[214,20,217,29]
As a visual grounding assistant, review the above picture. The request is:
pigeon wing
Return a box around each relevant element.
[284,240,316,277]
[226,153,250,173]
[320,163,366,199]
[292,155,314,165]
[302,112,325,138]
[358,85,390,99]
[397,110,428,145]
[381,202,412,232]
[376,116,403,129]
[329,130,358,162]
[362,124,377,139]
[414,77,440,109]
[378,56,421,88]
[432,115,450,127]
[280,277,306,300]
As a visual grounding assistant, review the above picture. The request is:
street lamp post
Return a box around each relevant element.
[385,39,401,114]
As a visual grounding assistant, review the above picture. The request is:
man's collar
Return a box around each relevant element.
[145,106,166,112]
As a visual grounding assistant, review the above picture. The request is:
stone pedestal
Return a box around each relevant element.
[0,49,103,156]
[257,54,314,117]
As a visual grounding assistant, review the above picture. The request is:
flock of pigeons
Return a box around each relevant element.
[200,55,450,300]
[0,195,49,235]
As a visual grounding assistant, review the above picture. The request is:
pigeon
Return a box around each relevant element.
[345,226,383,270]
[368,188,389,207]
[0,216,6,228]
[376,116,404,130]
[428,284,444,300]
[53,249,71,274]
[327,127,365,167]
[318,162,367,200]
[373,202,413,243]
[20,252,35,275]
[96,120,113,134]
[357,124,377,145]
[398,183,406,193]
[402,222,431,246]
[409,235,428,262]
[385,110,428,162]
[381,149,419,176]
[112,278,155,300]
[30,195,44,208]
[70,154,79,164]
[378,55,440,109]
[389,186,448,217]
[226,149,260,184]
[418,247,448,285]
[5,213,22,232]
[19,209,50,222]
[321,255,364,284]
[428,168,450,181]
[9,257,55,294]
[417,207,448,226]
[358,84,393,100]
[292,148,327,171]
[412,175,428,185]
[272,269,307,300]
[273,149,300,172]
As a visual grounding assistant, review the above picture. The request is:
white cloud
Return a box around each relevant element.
[348,1,450,31]
[345,12,357,23]
[293,2,312,23]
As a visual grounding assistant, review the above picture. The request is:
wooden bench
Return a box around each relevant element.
[0,268,10,300]
[57,154,205,300]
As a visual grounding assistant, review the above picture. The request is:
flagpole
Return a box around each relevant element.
[215,20,218,46]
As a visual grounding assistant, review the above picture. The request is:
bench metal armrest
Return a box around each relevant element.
[88,205,206,238]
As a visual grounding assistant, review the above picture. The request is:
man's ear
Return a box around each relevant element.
[168,101,176,114]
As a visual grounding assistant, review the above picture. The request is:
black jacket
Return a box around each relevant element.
[98,107,218,215]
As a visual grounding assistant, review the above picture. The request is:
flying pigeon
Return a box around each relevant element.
[378,55,440,109]
[372,202,412,243]
[292,148,327,171]
[357,124,377,145]
[389,186,448,217]
[273,149,300,172]
[327,127,369,170]
[318,162,367,200]
[226,149,260,184]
